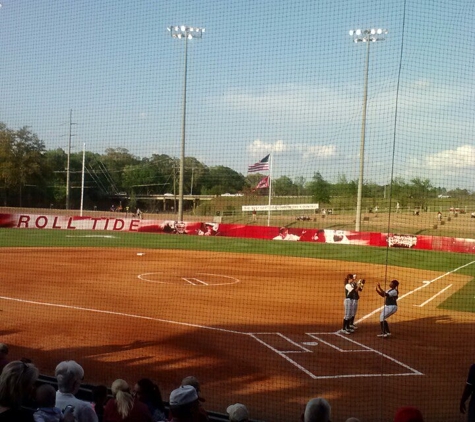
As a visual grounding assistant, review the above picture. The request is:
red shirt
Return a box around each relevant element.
[103,399,152,422]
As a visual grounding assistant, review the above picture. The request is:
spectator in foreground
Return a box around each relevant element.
[103,379,151,422]
[55,360,98,422]
[0,360,39,421]
[393,406,424,422]
[303,397,331,422]
[34,384,70,422]
[133,378,167,422]
[460,362,475,422]
[168,385,201,422]
[0,344,10,374]
[181,376,208,422]
[226,403,249,422]
[345,418,360,422]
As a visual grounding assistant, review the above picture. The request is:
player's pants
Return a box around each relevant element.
[379,305,397,322]
[344,298,357,319]
[352,299,358,318]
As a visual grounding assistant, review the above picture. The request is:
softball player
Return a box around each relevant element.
[349,277,365,330]
[341,274,358,334]
[376,279,399,337]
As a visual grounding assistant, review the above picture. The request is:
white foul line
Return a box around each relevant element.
[356,260,475,324]
[0,296,241,334]
[415,284,453,307]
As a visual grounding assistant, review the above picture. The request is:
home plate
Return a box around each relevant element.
[137,253,145,256]
[302,342,319,346]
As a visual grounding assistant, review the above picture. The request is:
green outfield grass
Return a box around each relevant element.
[1,228,474,312]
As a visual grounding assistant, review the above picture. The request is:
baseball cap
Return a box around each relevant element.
[227,403,249,422]
[181,376,205,402]
[393,406,424,422]
[169,385,199,407]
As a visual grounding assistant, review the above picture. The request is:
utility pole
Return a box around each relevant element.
[65,109,77,210]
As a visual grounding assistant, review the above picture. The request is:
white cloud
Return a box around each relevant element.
[247,138,337,162]
[303,144,337,158]
[247,139,288,155]
[425,144,475,169]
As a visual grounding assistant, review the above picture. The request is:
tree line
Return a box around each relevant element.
[0,123,471,211]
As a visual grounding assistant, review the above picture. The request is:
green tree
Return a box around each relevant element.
[273,176,296,196]
[409,177,434,209]
[201,166,245,195]
[101,148,140,193]
[294,176,307,196]
[0,125,47,206]
[184,157,208,195]
[307,172,331,204]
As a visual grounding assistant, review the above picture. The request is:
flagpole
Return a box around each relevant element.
[267,153,272,226]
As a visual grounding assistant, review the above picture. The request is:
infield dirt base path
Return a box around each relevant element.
[1,247,474,422]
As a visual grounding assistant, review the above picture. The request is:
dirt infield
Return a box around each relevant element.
[1,247,474,421]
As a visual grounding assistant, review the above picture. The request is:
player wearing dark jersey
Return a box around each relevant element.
[376,279,399,338]
[341,274,357,334]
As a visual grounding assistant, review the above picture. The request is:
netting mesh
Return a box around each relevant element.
[1,1,475,422]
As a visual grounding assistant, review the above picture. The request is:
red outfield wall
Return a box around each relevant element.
[1,212,475,254]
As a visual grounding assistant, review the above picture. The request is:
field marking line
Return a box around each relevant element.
[306,333,371,353]
[249,334,319,379]
[183,278,208,286]
[0,295,244,335]
[137,272,240,286]
[333,335,422,375]
[415,284,453,307]
[256,332,314,352]
[0,295,422,379]
[251,332,422,379]
[356,260,475,324]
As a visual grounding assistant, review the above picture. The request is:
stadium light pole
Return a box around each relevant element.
[167,25,205,222]
[349,28,387,231]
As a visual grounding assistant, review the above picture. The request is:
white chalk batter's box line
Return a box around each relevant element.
[249,332,423,380]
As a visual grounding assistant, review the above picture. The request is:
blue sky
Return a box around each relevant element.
[0,0,474,189]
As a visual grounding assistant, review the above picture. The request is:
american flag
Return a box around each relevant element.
[248,154,270,173]
[255,176,269,189]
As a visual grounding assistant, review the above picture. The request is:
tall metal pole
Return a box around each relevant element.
[355,40,370,232]
[168,25,205,222]
[80,142,85,216]
[349,28,387,231]
[66,109,72,210]
[178,36,188,221]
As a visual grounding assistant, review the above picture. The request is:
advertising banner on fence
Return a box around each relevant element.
[1,213,474,254]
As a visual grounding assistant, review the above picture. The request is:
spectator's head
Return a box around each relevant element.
[111,379,134,419]
[55,360,84,394]
[181,376,205,402]
[0,344,8,357]
[345,418,360,422]
[304,397,331,422]
[0,360,39,408]
[134,378,165,411]
[394,406,424,422]
[227,403,249,422]
[169,385,199,418]
[35,384,56,408]
[92,384,109,406]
